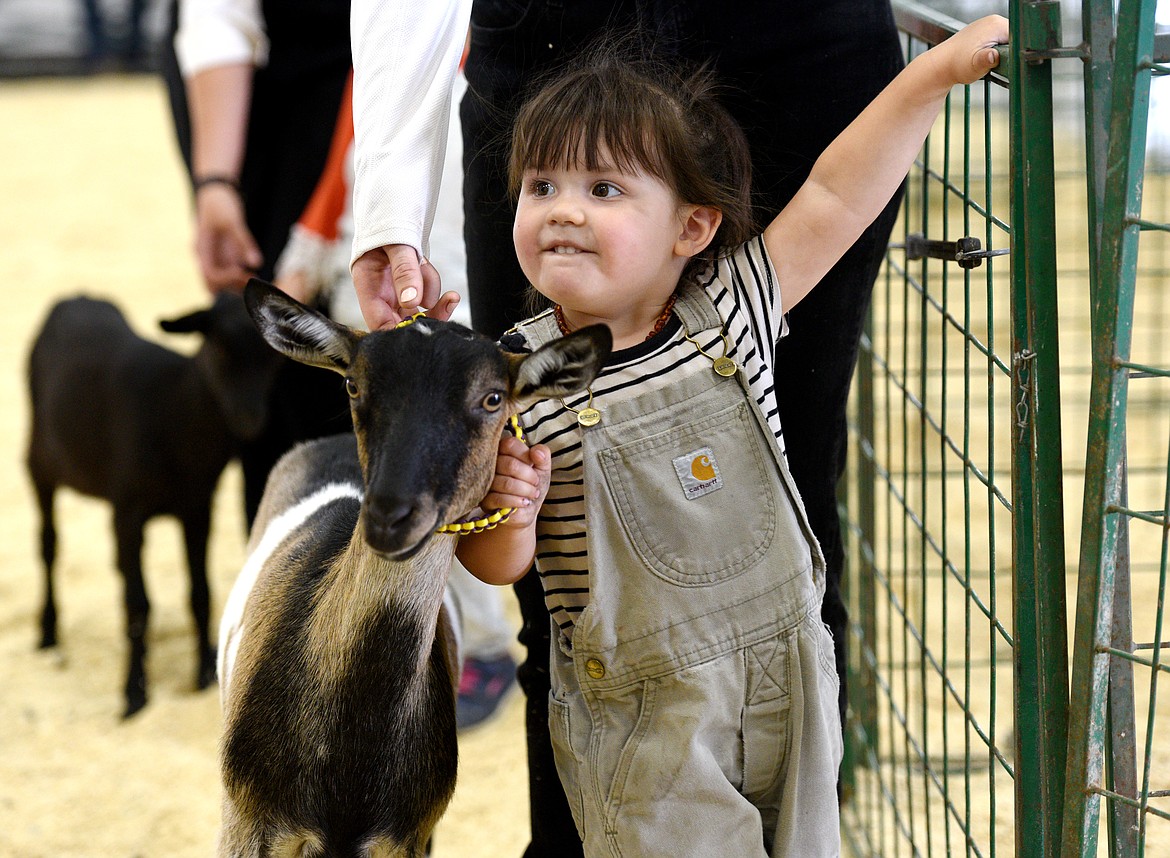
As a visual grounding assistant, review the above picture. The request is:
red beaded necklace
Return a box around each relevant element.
[554,292,678,341]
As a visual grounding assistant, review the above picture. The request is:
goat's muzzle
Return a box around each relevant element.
[360,496,441,561]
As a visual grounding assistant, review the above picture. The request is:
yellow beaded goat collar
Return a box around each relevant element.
[434,413,524,535]
[394,311,524,536]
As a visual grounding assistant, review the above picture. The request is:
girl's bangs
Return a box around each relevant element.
[515,79,667,183]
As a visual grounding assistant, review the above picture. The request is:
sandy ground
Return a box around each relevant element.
[0,75,529,857]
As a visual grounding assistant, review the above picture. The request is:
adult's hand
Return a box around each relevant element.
[194,184,263,293]
[352,243,460,330]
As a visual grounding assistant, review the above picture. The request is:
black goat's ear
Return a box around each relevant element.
[160,307,212,335]
[160,291,246,335]
[509,324,612,408]
[243,278,363,373]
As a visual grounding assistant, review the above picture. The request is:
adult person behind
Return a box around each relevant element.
[164,0,353,524]
[348,1,904,853]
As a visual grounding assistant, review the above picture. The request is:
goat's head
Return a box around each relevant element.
[160,292,279,441]
[244,279,611,560]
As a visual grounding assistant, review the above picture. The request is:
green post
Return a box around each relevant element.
[1008,2,1070,856]
[1077,5,1142,853]
[1061,0,1159,855]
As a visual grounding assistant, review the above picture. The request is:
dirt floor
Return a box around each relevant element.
[0,75,529,857]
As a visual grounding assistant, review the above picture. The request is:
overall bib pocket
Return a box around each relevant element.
[597,401,787,586]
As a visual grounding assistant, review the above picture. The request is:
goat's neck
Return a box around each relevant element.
[174,358,235,449]
[305,531,456,691]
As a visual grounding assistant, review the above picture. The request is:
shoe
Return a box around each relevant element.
[457,654,517,730]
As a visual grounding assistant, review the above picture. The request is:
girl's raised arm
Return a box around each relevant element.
[763,15,1008,315]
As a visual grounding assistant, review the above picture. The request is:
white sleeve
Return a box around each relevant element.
[174,0,269,77]
[349,0,473,265]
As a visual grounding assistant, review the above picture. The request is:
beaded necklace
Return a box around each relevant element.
[553,292,678,341]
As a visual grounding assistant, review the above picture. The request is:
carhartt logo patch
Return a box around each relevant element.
[673,447,723,499]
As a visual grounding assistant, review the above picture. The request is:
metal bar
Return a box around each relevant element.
[1105,487,1140,858]
[1094,788,1170,822]
[1009,2,1070,855]
[1061,0,1160,855]
[916,110,933,855]
[892,0,970,48]
[1104,506,1169,528]
[983,68,1005,858]
[844,299,880,799]
[1082,0,1116,277]
[893,0,1011,86]
[1100,648,1170,674]
[1116,360,1170,378]
[938,95,953,857]
[1127,217,1170,232]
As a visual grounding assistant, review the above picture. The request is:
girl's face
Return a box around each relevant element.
[513,146,704,345]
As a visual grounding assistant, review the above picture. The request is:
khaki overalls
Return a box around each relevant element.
[517,283,843,857]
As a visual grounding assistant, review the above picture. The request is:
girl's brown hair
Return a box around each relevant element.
[508,47,755,287]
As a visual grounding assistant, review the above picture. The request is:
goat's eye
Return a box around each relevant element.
[345,378,360,399]
[482,391,504,412]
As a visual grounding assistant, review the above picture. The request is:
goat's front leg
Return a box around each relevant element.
[33,480,58,649]
[114,505,150,718]
[181,504,217,690]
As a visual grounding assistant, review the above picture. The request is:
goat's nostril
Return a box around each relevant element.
[363,496,422,558]
[368,497,415,530]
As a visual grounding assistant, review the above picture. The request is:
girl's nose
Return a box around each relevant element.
[548,192,584,225]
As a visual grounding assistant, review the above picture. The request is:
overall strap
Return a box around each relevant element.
[508,308,560,350]
[673,280,723,336]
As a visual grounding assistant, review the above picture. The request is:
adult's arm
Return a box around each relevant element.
[349,0,472,329]
[175,0,268,293]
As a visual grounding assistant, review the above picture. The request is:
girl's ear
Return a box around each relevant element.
[675,205,722,259]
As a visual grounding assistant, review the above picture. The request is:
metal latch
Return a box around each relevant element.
[903,233,1009,269]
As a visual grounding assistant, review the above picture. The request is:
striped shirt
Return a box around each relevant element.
[503,237,789,641]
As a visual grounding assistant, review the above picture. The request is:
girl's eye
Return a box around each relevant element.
[345,378,360,399]
[592,181,622,198]
[482,391,504,412]
[529,179,554,198]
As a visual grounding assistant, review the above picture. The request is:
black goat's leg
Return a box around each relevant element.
[114,505,150,718]
[34,480,58,649]
[181,504,217,690]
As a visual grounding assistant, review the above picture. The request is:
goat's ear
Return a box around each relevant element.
[243,278,363,373]
[509,324,612,408]
[159,291,245,335]
[160,307,212,335]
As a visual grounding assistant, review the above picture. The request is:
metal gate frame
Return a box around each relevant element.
[840,2,1170,856]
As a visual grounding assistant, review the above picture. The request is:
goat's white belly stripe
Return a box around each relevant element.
[218,482,363,701]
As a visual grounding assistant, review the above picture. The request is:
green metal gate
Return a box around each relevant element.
[839,2,1170,856]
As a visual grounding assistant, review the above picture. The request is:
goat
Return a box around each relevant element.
[26,293,277,718]
[215,279,610,858]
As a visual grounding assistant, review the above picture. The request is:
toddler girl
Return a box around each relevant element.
[457,17,1008,856]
